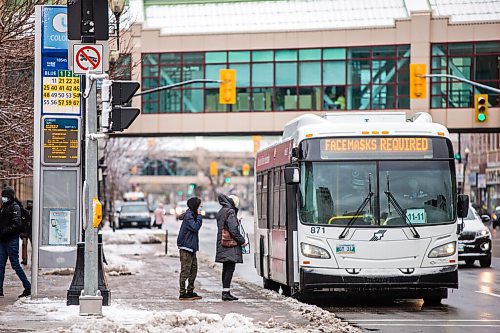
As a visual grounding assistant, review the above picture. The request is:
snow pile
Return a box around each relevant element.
[42,268,75,276]
[102,232,162,245]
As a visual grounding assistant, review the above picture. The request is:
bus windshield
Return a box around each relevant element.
[299,160,455,226]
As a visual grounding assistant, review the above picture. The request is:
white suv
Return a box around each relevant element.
[458,206,492,267]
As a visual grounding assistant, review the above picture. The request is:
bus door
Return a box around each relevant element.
[256,172,270,278]
[269,168,287,284]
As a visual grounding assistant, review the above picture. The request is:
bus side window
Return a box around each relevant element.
[256,174,263,227]
[262,173,268,228]
[280,168,287,229]
[273,169,280,229]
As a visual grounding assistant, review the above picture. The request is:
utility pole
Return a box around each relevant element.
[68,0,109,315]
[80,73,103,315]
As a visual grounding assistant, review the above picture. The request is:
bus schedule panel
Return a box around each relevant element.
[301,137,452,160]
[42,116,80,166]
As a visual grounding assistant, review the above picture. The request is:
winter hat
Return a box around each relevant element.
[2,186,15,201]
[187,197,201,214]
[228,195,240,208]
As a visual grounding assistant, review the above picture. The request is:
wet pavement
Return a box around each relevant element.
[172,213,500,333]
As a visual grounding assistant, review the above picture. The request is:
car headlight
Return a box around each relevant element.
[201,210,206,216]
[301,243,331,259]
[477,229,490,237]
[175,207,182,214]
[428,241,456,258]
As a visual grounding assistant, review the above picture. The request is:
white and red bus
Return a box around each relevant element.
[254,112,468,303]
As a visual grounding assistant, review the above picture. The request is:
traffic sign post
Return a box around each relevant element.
[74,44,103,74]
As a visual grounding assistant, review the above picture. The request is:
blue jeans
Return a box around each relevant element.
[0,237,31,290]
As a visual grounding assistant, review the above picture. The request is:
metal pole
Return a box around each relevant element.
[423,74,500,94]
[165,229,168,255]
[31,6,42,299]
[80,74,102,315]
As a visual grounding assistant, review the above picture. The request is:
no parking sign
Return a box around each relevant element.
[73,44,103,74]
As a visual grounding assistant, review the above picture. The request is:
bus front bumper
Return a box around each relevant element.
[300,265,458,292]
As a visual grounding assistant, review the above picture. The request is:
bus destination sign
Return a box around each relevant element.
[42,117,80,165]
[321,137,433,159]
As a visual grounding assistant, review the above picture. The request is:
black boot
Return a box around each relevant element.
[222,291,238,301]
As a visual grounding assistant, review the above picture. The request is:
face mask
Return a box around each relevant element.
[1,197,8,204]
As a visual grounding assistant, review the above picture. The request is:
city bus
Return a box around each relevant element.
[254,112,468,303]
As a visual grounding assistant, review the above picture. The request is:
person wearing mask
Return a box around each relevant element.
[153,203,165,230]
[215,194,247,301]
[0,186,31,298]
[177,197,203,300]
[20,200,32,265]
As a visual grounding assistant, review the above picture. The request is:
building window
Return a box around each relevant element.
[431,41,500,108]
[110,54,132,80]
[141,44,410,113]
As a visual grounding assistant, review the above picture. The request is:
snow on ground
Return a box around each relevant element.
[9,298,276,333]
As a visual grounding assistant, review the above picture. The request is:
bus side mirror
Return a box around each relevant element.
[284,167,300,185]
[457,194,469,218]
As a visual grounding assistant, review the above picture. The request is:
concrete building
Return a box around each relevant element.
[117,0,500,135]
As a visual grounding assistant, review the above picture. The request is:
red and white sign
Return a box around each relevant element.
[73,44,103,74]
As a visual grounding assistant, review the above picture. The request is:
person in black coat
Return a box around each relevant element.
[215,194,246,301]
[176,197,203,300]
[0,186,31,298]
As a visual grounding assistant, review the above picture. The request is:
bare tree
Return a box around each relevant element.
[0,0,46,181]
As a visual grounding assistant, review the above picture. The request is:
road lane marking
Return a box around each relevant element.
[354,324,500,327]
[475,290,500,298]
[353,319,500,322]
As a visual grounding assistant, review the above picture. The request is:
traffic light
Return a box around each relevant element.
[409,64,427,99]
[242,163,250,176]
[219,69,236,104]
[224,177,231,184]
[474,94,488,123]
[210,162,218,176]
[453,153,461,163]
[102,80,141,132]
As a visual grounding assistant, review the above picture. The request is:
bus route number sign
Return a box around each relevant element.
[42,117,80,166]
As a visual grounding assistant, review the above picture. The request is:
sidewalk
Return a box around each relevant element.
[0,231,358,332]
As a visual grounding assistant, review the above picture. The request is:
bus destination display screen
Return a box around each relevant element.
[320,137,434,159]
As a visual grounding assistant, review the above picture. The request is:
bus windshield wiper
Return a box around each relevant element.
[384,172,420,239]
[339,174,373,239]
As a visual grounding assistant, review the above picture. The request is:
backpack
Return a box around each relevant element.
[17,203,32,235]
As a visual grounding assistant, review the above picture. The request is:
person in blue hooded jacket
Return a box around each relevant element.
[176,197,203,300]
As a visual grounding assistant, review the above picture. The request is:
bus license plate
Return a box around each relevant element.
[336,244,355,254]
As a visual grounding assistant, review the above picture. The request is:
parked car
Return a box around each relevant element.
[458,205,492,267]
[493,206,500,229]
[201,201,221,219]
[116,202,151,229]
[175,201,188,220]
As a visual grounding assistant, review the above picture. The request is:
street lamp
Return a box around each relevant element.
[108,0,126,52]
[462,147,470,195]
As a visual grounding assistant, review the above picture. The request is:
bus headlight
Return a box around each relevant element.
[301,243,331,259]
[428,241,456,258]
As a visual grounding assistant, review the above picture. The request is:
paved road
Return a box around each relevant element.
[167,213,500,332]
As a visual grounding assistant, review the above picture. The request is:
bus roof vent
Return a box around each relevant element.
[324,112,406,123]
[409,112,433,123]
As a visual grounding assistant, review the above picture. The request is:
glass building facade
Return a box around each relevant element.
[141,45,411,113]
[431,41,500,108]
